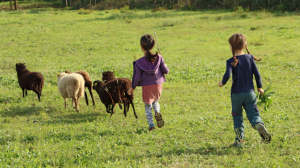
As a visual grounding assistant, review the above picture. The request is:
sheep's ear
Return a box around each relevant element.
[23,63,25,65]
[57,73,60,77]
[16,63,20,66]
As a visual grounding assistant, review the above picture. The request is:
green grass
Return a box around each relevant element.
[0,9,300,167]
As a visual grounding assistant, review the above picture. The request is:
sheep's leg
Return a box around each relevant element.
[76,95,80,113]
[105,104,111,113]
[22,88,25,97]
[72,96,79,113]
[112,104,116,114]
[105,104,109,113]
[64,98,67,108]
[129,98,137,119]
[123,101,127,118]
[75,97,78,111]
[33,89,41,102]
[35,89,41,102]
[39,85,43,96]
[88,86,95,106]
[84,91,89,106]
[110,104,115,117]
[25,90,27,96]
[125,99,130,113]
[37,91,41,102]
[72,99,75,108]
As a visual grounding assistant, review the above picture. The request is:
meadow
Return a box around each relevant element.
[0,8,300,167]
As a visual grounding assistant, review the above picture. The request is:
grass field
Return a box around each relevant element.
[0,8,300,167]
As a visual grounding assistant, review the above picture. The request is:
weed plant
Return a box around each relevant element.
[257,85,275,111]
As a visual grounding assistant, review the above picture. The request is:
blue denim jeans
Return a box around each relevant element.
[231,91,264,142]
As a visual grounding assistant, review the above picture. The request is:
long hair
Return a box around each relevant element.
[140,34,158,63]
[229,33,261,67]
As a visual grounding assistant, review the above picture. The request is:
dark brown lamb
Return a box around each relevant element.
[15,63,44,102]
[65,70,95,106]
[102,71,127,110]
[93,79,137,119]
[102,71,115,83]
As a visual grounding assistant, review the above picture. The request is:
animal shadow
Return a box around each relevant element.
[1,105,43,117]
[43,112,107,125]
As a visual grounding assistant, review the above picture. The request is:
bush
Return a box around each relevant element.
[78,8,92,15]
[277,4,285,11]
[235,6,244,14]
[120,5,129,13]
[151,7,165,13]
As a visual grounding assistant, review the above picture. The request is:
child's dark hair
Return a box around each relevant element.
[140,34,158,63]
[229,33,262,67]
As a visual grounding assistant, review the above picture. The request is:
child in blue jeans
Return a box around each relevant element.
[218,33,271,146]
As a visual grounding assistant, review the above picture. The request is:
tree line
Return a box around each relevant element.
[5,0,299,11]
[60,0,299,11]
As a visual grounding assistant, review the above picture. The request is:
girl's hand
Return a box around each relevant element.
[218,81,224,87]
[257,88,264,95]
[127,87,134,95]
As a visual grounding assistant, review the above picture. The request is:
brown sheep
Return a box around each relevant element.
[65,70,95,106]
[93,79,137,119]
[102,71,125,110]
[102,71,115,83]
[15,63,44,102]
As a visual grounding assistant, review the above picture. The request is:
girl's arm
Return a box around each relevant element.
[128,63,142,95]
[252,57,262,88]
[219,61,232,87]
[131,62,142,90]
[160,57,169,74]
[252,57,263,94]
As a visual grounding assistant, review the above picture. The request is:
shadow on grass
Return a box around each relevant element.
[43,112,107,124]
[0,130,108,145]
[80,10,216,22]
[157,145,242,156]
[100,145,243,162]
[0,104,108,125]
[1,105,44,117]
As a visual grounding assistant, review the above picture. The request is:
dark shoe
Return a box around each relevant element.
[155,113,164,128]
[233,140,244,147]
[149,126,155,131]
[255,123,271,143]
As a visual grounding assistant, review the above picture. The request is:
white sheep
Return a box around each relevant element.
[57,72,85,112]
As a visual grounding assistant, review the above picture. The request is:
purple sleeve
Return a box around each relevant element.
[160,57,169,74]
[252,57,263,88]
[131,62,142,89]
[222,61,232,85]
